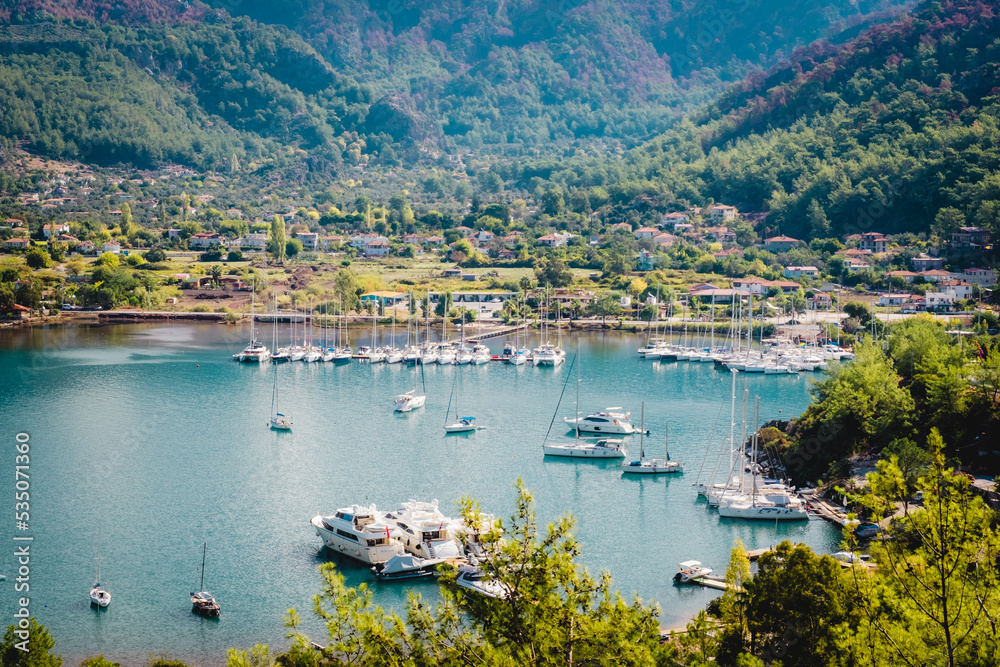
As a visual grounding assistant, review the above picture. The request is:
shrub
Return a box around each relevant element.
[25,246,51,269]
[143,248,167,263]
[227,250,244,262]
[191,305,210,312]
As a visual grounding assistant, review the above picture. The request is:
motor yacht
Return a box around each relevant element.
[532,342,565,366]
[454,564,509,599]
[621,457,682,474]
[238,340,270,363]
[310,506,404,565]
[674,561,713,584]
[384,500,464,560]
[394,389,426,412]
[564,408,639,435]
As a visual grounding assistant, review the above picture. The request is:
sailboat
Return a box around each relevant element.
[333,297,353,363]
[542,350,626,458]
[444,371,480,433]
[237,280,270,362]
[191,542,221,617]
[271,296,291,362]
[386,304,403,363]
[90,525,111,608]
[394,343,427,412]
[269,342,292,430]
[621,412,683,474]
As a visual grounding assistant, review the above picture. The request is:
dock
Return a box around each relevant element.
[806,496,850,527]
[691,575,731,590]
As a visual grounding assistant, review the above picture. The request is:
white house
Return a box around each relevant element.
[732,277,770,294]
[784,266,819,279]
[296,232,319,251]
[925,291,956,309]
[189,233,225,249]
[350,233,384,249]
[955,268,996,286]
[242,232,267,249]
[42,222,70,238]
[634,226,658,239]
[364,239,390,257]
[709,205,737,222]
[103,241,121,254]
[661,212,689,227]
[536,233,569,248]
[935,279,973,300]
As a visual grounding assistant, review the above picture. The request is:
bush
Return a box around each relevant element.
[125,255,144,267]
[25,246,51,269]
[227,250,244,262]
[199,250,223,262]
[95,252,120,268]
[191,305,210,312]
[143,248,167,263]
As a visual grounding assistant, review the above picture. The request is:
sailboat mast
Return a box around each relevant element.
[200,542,207,592]
[639,402,645,460]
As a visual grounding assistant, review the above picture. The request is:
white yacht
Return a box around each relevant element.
[238,340,270,363]
[310,506,404,565]
[404,347,423,364]
[372,553,444,580]
[269,414,292,431]
[471,344,491,365]
[289,347,305,362]
[272,348,291,362]
[385,348,404,364]
[445,417,479,433]
[321,348,335,362]
[455,564,508,599]
[421,347,440,365]
[621,457,682,474]
[564,408,638,435]
[542,438,627,458]
[368,348,387,363]
[384,500,464,560]
[717,491,809,520]
[303,348,322,363]
[333,348,353,363]
[455,347,474,365]
[437,346,457,365]
[394,389,426,412]
[532,342,565,366]
[674,560,712,584]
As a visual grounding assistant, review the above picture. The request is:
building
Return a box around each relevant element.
[363,239,391,257]
[188,233,225,249]
[4,238,30,249]
[42,223,70,238]
[403,234,424,245]
[955,267,996,286]
[911,253,943,271]
[688,288,737,304]
[709,205,737,222]
[858,232,888,254]
[878,294,913,307]
[732,277,770,294]
[843,258,871,273]
[634,226,658,239]
[885,270,918,283]
[925,291,956,310]
[242,232,267,249]
[76,241,95,254]
[103,241,121,254]
[920,269,952,283]
[349,233,385,249]
[360,291,407,307]
[661,212,689,227]
[636,251,655,271]
[704,226,736,242]
[653,233,679,248]
[295,232,319,251]
[950,227,990,248]
[934,279,973,300]
[425,235,444,246]
[763,235,801,252]
[807,293,832,310]
[321,236,343,251]
[784,266,819,279]
[537,233,568,248]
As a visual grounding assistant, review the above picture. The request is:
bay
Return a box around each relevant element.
[0,322,838,664]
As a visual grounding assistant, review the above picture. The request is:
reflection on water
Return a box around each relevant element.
[0,323,836,665]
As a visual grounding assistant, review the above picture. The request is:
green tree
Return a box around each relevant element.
[587,293,623,325]
[534,257,574,288]
[540,188,564,216]
[268,216,286,262]
[96,252,120,269]
[1,618,62,667]
[25,247,51,270]
[80,657,120,667]
[435,291,453,317]
[226,645,274,667]
[286,238,303,258]
[209,264,223,287]
[119,202,134,238]
[335,268,360,313]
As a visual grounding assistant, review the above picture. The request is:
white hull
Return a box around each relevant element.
[386,351,403,364]
[90,589,111,608]
[621,460,683,474]
[542,443,625,458]
[717,503,809,520]
[311,516,402,565]
[445,421,478,433]
[394,394,426,412]
[564,418,635,435]
[270,416,292,431]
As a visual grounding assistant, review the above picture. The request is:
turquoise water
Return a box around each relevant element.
[0,323,838,664]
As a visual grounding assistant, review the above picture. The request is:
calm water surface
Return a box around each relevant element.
[0,322,838,664]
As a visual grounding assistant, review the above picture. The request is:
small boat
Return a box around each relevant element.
[385,348,404,364]
[271,349,291,362]
[621,413,683,475]
[471,344,491,365]
[565,408,639,435]
[90,527,111,608]
[269,312,292,431]
[543,438,626,458]
[394,389,426,413]
[371,554,444,580]
[854,522,881,539]
[674,560,712,584]
[191,543,220,617]
[444,372,481,434]
[270,414,292,431]
[454,564,508,599]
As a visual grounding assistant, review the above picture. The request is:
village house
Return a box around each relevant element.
[885,270,919,283]
[103,241,121,254]
[732,276,770,294]
[188,233,225,249]
[295,232,319,251]
[935,279,973,300]
[472,230,495,243]
[4,238,30,249]
[763,235,801,252]
[610,222,632,233]
[76,241,95,254]
[497,248,515,260]
[454,226,474,236]
[425,235,444,246]
[925,290,956,310]
[242,232,267,249]
[843,257,871,273]
[349,233,384,249]
[950,226,990,248]
[42,222,70,238]
[955,267,996,286]
[807,292,832,310]
[920,269,952,283]
[321,236,343,251]
[784,266,819,279]
[537,233,569,248]
[634,226,658,239]
[878,294,913,307]
[654,233,679,248]
[363,239,390,257]
[839,248,873,258]
[704,226,736,243]
[661,211,689,227]
[689,287,737,304]
[713,247,742,259]
[709,205,737,222]
[858,232,888,254]
[911,253,944,271]
[167,229,182,239]
[403,233,424,245]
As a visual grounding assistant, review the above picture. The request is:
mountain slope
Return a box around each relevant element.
[530,0,1000,240]
[201,0,913,152]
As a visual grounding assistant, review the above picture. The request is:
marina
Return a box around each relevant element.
[0,322,841,664]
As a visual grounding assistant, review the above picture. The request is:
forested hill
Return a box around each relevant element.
[530,0,1000,241]
[0,13,412,172]
[194,0,913,152]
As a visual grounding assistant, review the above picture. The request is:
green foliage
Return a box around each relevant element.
[95,252,119,268]
[0,618,62,667]
[25,246,50,269]
[268,216,286,262]
[227,250,244,262]
[534,257,573,288]
[283,480,665,666]
[143,248,167,263]
[80,657,120,667]
[586,293,623,323]
[285,238,303,258]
